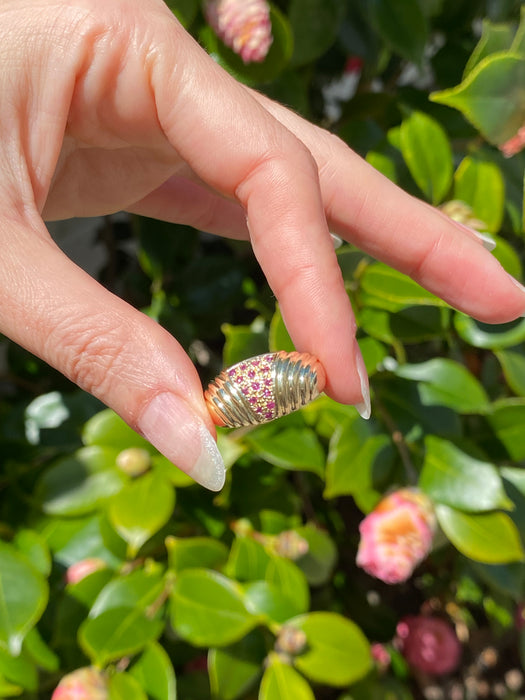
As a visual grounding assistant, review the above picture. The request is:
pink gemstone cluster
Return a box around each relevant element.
[204,0,273,64]
[228,354,276,421]
[356,488,436,584]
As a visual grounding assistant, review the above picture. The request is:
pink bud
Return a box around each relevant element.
[395,616,461,675]
[356,488,436,584]
[51,667,109,700]
[204,0,273,64]
[499,126,525,158]
[65,558,106,585]
[371,642,391,671]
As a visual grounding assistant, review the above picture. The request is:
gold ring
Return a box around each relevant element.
[204,351,326,428]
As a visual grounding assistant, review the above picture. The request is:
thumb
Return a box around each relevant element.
[1,215,225,491]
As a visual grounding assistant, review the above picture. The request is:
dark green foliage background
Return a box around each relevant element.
[1,0,525,697]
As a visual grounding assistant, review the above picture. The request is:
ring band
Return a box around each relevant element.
[205,351,326,428]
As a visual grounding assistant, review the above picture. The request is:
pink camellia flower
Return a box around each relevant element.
[356,488,436,584]
[204,0,273,64]
[51,667,109,700]
[395,616,461,675]
[65,558,106,585]
[500,126,525,158]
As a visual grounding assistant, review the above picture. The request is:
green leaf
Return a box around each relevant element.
[83,409,152,451]
[200,5,293,85]
[0,542,48,655]
[360,263,447,310]
[12,530,51,578]
[399,111,453,204]
[495,349,525,396]
[359,306,448,345]
[222,321,269,367]
[164,0,199,28]
[294,524,337,587]
[436,504,525,564]
[0,647,37,692]
[245,426,325,476]
[260,654,315,700]
[265,558,310,618]
[325,419,393,504]
[37,446,126,516]
[420,436,512,512]
[487,399,525,460]
[226,537,272,582]
[463,20,516,78]
[387,358,490,414]
[108,472,175,557]
[492,235,523,279]
[151,454,194,488]
[24,391,69,444]
[129,643,177,700]
[358,337,388,376]
[166,536,229,573]
[367,0,428,64]
[79,607,163,666]
[244,581,300,625]
[209,630,265,700]
[171,570,258,647]
[290,612,371,687]
[288,0,344,67]
[431,54,525,145]
[365,152,397,183]
[0,675,23,697]
[23,628,59,673]
[89,567,165,618]
[109,672,148,700]
[269,307,295,354]
[453,157,505,232]
[453,314,525,349]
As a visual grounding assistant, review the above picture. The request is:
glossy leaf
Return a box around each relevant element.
[109,672,148,700]
[244,581,300,624]
[245,426,325,476]
[399,111,453,204]
[367,0,427,64]
[108,472,175,556]
[0,647,37,692]
[290,612,371,687]
[12,529,51,578]
[260,654,315,700]
[420,436,512,512]
[0,542,48,655]
[209,630,265,700]
[495,349,525,396]
[463,20,515,77]
[453,157,505,232]
[288,0,344,67]
[294,524,337,586]
[79,607,163,666]
[431,54,525,145]
[453,314,525,349]
[37,446,126,516]
[83,409,152,451]
[171,569,258,647]
[269,306,295,354]
[436,505,525,564]
[226,537,271,582]
[167,536,229,573]
[360,263,447,310]
[487,400,525,460]
[387,358,490,414]
[265,558,310,617]
[89,567,165,618]
[129,643,177,700]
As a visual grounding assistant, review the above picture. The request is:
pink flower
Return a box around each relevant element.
[51,667,109,700]
[204,0,273,64]
[395,616,461,675]
[371,643,391,671]
[499,126,525,158]
[65,558,106,585]
[356,488,436,584]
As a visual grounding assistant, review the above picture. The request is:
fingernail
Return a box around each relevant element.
[453,221,496,251]
[330,233,343,249]
[354,342,371,420]
[510,275,525,295]
[138,392,226,491]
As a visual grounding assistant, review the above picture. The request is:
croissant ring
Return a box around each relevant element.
[204,351,326,428]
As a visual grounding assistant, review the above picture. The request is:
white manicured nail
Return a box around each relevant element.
[354,342,371,420]
[138,393,225,491]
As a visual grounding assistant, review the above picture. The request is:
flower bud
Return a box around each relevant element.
[275,626,308,656]
[51,667,109,700]
[395,616,461,675]
[65,558,106,585]
[500,126,525,158]
[371,643,391,672]
[356,488,436,584]
[204,0,273,64]
[273,530,309,560]
[116,447,151,477]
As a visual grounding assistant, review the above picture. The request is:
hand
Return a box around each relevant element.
[1,0,523,490]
